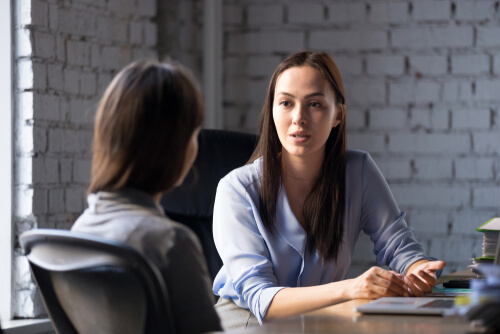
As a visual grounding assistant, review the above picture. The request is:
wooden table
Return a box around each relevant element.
[232,299,485,334]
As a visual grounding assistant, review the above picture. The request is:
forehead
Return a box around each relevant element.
[275,65,331,93]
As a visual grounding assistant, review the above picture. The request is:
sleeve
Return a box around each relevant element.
[151,226,222,334]
[213,175,285,324]
[359,153,438,275]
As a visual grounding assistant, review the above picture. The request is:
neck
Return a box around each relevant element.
[281,150,323,186]
[153,192,162,204]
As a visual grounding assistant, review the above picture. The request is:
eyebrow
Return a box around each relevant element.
[276,92,326,98]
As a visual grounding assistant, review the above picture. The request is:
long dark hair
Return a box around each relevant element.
[89,60,204,195]
[249,51,347,262]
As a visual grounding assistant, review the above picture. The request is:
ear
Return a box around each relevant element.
[332,104,345,128]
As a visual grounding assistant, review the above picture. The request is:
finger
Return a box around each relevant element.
[372,283,407,297]
[424,260,446,271]
[418,270,437,286]
[372,272,408,296]
[388,271,409,295]
[405,275,424,297]
[385,279,409,296]
[365,267,409,296]
[406,273,434,295]
[377,269,406,287]
[389,270,404,280]
[412,270,435,292]
[364,290,384,300]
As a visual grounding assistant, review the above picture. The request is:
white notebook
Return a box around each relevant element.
[354,297,456,316]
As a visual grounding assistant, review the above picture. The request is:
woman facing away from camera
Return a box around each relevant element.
[212,51,446,329]
[71,60,221,333]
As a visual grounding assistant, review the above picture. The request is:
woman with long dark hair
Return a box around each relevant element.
[212,51,445,329]
[72,60,221,334]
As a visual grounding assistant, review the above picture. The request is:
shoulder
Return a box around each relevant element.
[110,212,202,258]
[347,148,370,163]
[347,149,372,173]
[346,149,383,191]
[142,215,200,245]
[218,157,262,195]
[127,216,207,270]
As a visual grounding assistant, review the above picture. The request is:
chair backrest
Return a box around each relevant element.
[20,229,175,334]
[161,129,257,280]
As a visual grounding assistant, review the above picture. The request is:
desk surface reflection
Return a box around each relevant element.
[229,299,484,334]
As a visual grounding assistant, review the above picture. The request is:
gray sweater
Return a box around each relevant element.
[72,188,221,334]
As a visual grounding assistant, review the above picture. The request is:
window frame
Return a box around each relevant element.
[0,0,13,323]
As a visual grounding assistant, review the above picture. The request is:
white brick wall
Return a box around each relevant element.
[451,108,491,129]
[413,0,451,21]
[220,0,500,278]
[477,27,500,47]
[455,0,494,21]
[14,0,157,318]
[392,26,474,49]
[451,54,490,75]
[228,31,306,54]
[442,80,474,102]
[409,55,447,76]
[329,3,365,24]
[288,3,323,24]
[414,158,453,180]
[369,2,409,24]
[455,158,495,180]
[375,158,412,180]
[367,55,405,76]
[248,4,283,25]
[310,30,388,51]
[158,0,203,80]
[494,54,500,74]
[349,80,386,105]
[369,108,407,130]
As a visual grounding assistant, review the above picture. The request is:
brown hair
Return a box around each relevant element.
[89,59,204,195]
[249,51,347,262]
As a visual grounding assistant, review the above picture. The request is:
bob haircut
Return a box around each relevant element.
[249,51,347,262]
[89,59,204,195]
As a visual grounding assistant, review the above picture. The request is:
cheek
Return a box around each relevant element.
[185,134,198,167]
[272,109,281,130]
[191,140,198,163]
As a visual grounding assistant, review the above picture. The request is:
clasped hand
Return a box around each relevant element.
[346,260,446,299]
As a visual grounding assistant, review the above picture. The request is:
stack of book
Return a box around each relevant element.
[474,217,500,264]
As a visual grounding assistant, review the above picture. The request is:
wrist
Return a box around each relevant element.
[405,259,429,276]
[334,279,353,301]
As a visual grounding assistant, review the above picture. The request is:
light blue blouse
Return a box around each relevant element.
[212,149,434,324]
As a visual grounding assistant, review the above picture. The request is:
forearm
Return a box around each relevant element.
[264,280,351,321]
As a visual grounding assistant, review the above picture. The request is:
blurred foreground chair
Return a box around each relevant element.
[161,129,257,280]
[20,229,175,334]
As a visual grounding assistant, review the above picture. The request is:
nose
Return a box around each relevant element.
[292,103,307,125]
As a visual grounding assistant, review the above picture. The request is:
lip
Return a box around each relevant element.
[289,131,310,143]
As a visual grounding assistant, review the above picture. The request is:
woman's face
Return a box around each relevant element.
[272,65,342,161]
[174,126,201,187]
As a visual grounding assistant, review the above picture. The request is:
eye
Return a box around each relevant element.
[279,100,292,107]
[309,101,322,108]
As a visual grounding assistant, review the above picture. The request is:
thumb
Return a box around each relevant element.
[425,260,446,271]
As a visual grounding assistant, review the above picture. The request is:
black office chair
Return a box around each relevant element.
[161,129,257,281]
[20,229,175,334]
